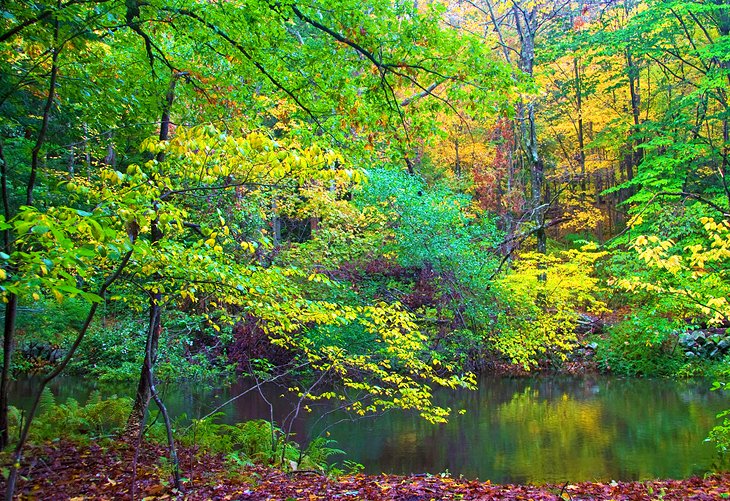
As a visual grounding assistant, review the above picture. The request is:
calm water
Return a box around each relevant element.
[10,375,728,483]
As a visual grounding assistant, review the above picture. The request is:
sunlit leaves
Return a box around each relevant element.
[619,217,730,327]
[0,205,126,305]
[493,246,608,368]
[266,301,475,424]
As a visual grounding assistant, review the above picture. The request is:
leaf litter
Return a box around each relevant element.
[3,442,729,500]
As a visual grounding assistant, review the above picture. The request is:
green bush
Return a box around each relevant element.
[167,414,344,471]
[8,298,90,373]
[68,318,146,381]
[7,388,132,445]
[708,382,730,457]
[15,298,90,343]
[69,312,226,382]
[354,168,502,289]
[594,313,684,376]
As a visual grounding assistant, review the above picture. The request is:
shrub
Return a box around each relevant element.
[594,313,684,376]
[7,388,132,445]
[492,246,608,369]
[169,414,344,471]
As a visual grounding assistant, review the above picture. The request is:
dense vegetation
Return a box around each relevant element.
[1,0,729,497]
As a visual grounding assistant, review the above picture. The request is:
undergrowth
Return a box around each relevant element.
[5,388,132,445]
[150,412,344,472]
[5,390,344,474]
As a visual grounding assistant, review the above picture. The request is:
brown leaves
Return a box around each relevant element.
[5,441,730,500]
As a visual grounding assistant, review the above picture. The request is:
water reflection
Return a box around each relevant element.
[9,375,727,483]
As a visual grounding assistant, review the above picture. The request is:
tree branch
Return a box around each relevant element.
[400,79,448,106]
[0,0,114,43]
[4,248,134,499]
[26,4,61,206]
[164,7,325,130]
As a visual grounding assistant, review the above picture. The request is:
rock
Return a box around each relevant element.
[49,348,65,363]
[575,314,604,335]
[679,333,694,346]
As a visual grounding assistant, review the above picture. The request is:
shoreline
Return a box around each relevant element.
[5,441,729,500]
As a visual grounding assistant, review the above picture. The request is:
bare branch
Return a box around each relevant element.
[400,79,449,106]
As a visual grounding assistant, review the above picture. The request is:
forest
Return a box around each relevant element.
[1,0,730,499]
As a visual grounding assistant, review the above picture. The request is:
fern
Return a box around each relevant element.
[300,437,345,471]
[13,390,133,444]
[87,390,102,404]
[177,413,234,452]
[233,420,280,463]
[83,395,132,434]
[173,415,330,471]
[38,387,55,414]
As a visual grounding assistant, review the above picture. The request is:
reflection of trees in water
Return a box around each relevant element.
[14,375,727,482]
[495,387,614,483]
[494,381,723,482]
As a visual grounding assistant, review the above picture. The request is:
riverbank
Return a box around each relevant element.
[5,441,730,500]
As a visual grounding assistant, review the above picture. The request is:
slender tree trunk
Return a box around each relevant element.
[512,5,546,258]
[127,73,185,494]
[722,114,730,209]
[0,139,12,451]
[130,300,180,493]
[68,145,75,177]
[127,303,161,435]
[626,48,641,185]
[454,137,461,178]
[525,101,546,255]
[127,74,180,434]
[5,250,133,500]
[0,294,17,450]
[103,132,116,167]
[574,56,586,193]
[26,15,60,206]
[83,123,91,180]
[0,8,60,449]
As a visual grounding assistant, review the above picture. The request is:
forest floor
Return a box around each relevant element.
[4,441,730,500]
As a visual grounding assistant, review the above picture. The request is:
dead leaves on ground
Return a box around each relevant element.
[3,442,730,500]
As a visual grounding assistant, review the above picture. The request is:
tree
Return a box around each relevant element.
[471,0,577,254]
[1,0,512,495]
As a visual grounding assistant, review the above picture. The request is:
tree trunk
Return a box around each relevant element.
[127,73,180,434]
[0,138,13,451]
[626,48,641,185]
[0,294,17,449]
[5,250,133,499]
[574,56,586,193]
[0,9,60,449]
[126,302,161,435]
[512,4,546,257]
[525,101,546,255]
[454,137,461,178]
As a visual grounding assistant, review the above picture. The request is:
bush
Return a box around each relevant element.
[594,313,684,376]
[167,414,344,471]
[9,298,90,373]
[708,381,730,460]
[7,388,132,445]
[69,312,226,382]
[491,246,608,369]
[354,168,502,289]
